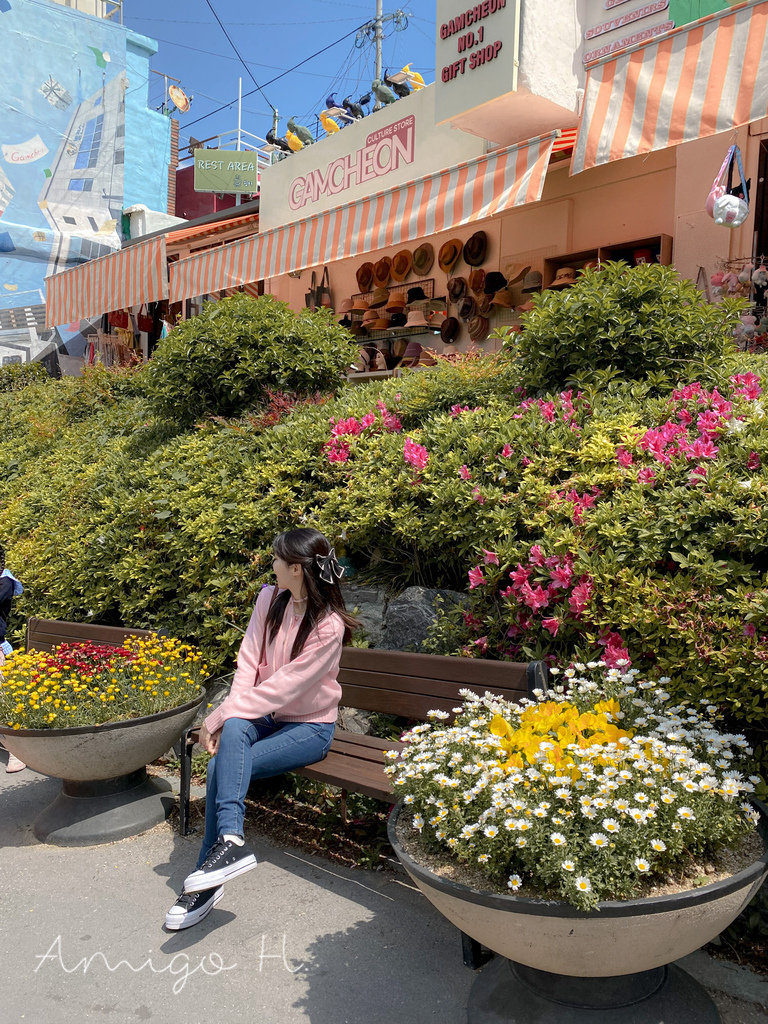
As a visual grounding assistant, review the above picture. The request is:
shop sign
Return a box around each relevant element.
[583,19,674,63]
[288,115,415,211]
[193,149,259,193]
[435,0,520,125]
[585,0,669,40]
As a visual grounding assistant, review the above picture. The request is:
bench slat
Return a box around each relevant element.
[297,752,396,803]
[26,616,154,654]
[340,646,529,688]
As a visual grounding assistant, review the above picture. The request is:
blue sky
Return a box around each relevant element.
[123,0,437,153]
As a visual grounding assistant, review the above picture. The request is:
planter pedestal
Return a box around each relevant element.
[467,957,719,1024]
[33,768,174,846]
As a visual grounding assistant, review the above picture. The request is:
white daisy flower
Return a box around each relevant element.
[602,818,620,834]
[589,833,609,848]
[561,860,576,872]
[635,858,650,873]
[507,874,522,891]
[550,833,567,846]
[574,876,592,893]
[650,839,666,852]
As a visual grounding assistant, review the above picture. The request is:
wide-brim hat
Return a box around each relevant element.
[389,311,408,328]
[391,249,412,281]
[373,257,392,287]
[430,311,447,330]
[477,293,492,316]
[356,262,374,292]
[412,243,434,276]
[362,308,379,323]
[369,287,390,309]
[350,298,370,312]
[483,271,507,295]
[468,268,486,294]
[517,299,536,312]
[428,298,447,314]
[550,267,578,288]
[407,286,428,303]
[386,292,407,312]
[370,318,390,330]
[504,263,530,286]
[405,308,430,328]
[521,271,543,293]
[336,298,354,317]
[438,238,463,275]
[463,231,487,267]
[441,316,460,343]
[490,288,516,308]
[468,315,490,343]
[447,277,466,302]
[458,295,477,321]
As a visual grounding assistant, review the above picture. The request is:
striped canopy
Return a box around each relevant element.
[45,237,168,327]
[571,0,768,175]
[169,131,558,304]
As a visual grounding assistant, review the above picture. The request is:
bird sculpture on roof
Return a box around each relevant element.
[287,117,314,146]
[358,91,372,112]
[342,95,364,119]
[384,70,410,98]
[284,129,304,152]
[266,128,293,153]
[372,79,398,105]
[326,92,339,110]
[319,110,340,134]
[402,64,425,89]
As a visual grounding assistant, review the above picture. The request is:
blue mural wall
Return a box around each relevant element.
[0,0,170,364]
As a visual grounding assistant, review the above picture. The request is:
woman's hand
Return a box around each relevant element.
[198,723,220,756]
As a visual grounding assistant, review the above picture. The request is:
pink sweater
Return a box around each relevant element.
[204,586,344,733]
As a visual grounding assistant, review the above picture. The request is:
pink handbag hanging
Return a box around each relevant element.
[706,145,750,227]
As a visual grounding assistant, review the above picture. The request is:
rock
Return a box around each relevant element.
[192,675,233,728]
[342,582,387,646]
[337,707,375,734]
[379,586,465,651]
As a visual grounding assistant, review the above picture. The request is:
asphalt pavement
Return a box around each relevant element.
[1,758,767,1024]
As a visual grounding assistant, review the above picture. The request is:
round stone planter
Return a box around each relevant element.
[0,692,205,846]
[388,800,768,1024]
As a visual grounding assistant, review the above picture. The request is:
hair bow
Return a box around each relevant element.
[315,548,345,585]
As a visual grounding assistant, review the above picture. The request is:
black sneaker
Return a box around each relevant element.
[183,837,257,893]
[165,886,224,930]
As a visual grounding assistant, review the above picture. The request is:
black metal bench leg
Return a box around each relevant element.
[340,788,349,826]
[178,727,196,836]
[461,931,494,970]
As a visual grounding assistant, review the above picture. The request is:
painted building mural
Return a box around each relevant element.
[0,0,171,367]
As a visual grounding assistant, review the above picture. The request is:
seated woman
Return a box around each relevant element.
[166,528,356,930]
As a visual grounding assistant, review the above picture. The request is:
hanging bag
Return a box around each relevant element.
[706,145,750,227]
[304,270,318,311]
[107,308,129,330]
[137,304,154,333]
[317,266,333,309]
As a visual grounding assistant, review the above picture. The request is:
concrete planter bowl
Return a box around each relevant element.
[388,800,768,1024]
[0,692,205,846]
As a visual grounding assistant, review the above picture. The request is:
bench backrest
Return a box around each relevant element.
[26,616,155,654]
[338,647,547,721]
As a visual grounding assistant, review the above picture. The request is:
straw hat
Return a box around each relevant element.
[356,262,374,292]
[517,299,536,312]
[438,238,463,275]
[361,307,379,323]
[468,268,486,294]
[521,271,543,293]
[550,266,578,289]
[370,318,390,331]
[350,297,370,312]
[447,277,467,302]
[412,243,434,276]
[458,295,477,321]
[440,316,460,343]
[391,250,412,281]
[369,287,390,309]
[463,231,487,267]
[405,308,430,328]
[468,315,490,343]
[386,292,407,312]
[503,263,530,285]
[336,298,354,318]
[373,257,392,287]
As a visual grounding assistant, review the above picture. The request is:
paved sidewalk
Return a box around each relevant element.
[1,762,767,1024]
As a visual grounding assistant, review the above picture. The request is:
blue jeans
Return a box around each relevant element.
[196,715,335,868]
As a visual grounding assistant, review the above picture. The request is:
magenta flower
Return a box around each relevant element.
[688,436,719,460]
[744,623,757,638]
[615,447,634,468]
[510,564,531,590]
[501,444,513,458]
[474,636,489,653]
[522,456,532,467]
[360,412,376,429]
[529,545,546,566]
[568,578,593,617]
[482,549,499,565]
[521,582,549,611]
[599,631,631,668]
[472,488,486,505]
[468,566,487,589]
[459,464,472,481]
[404,437,429,469]
[637,467,656,485]
[541,617,560,637]
[747,451,761,471]
[549,564,573,589]
[326,441,350,463]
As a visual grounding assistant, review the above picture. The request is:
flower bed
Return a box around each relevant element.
[388,663,760,911]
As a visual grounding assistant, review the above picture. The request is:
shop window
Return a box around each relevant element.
[68,178,93,192]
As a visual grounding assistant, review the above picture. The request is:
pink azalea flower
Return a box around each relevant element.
[501,444,513,458]
[747,451,761,471]
[549,564,573,589]
[599,631,631,668]
[529,545,545,566]
[677,408,693,426]
[472,487,486,505]
[522,456,532,466]
[326,440,351,463]
[468,566,487,589]
[730,372,762,400]
[538,401,556,423]
[688,436,719,460]
[744,623,757,638]
[499,585,515,599]
[521,582,549,611]
[615,447,634,468]
[459,464,472,481]
[482,549,499,565]
[474,636,489,653]
[404,438,429,469]
[541,617,560,637]
[510,564,531,590]
[637,467,656,485]
[360,412,376,429]
[568,578,593,617]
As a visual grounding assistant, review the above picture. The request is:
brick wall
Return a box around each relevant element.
[167,118,179,216]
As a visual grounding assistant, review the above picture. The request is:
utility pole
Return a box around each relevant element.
[355,6,410,111]
[235,76,242,207]
[374,0,383,109]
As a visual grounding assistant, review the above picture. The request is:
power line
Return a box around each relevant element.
[203,0,275,112]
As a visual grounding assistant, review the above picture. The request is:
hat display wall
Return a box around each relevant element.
[521,270,543,293]
[350,297,370,312]
[463,231,487,267]
[373,257,392,287]
[370,317,391,331]
[386,292,407,312]
[503,263,531,286]
[458,295,477,321]
[483,271,507,295]
[405,308,430,329]
[362,307,379,323]
[441,316,460,343]
[447,277,467,302]
[412,243,435,276]
[468,268,486,294]
[356,262,374,292]
[490,288,516,308]
[438,238,463,275]
[407,286,429,303]
[468,315,490,343]
[550,267,578,289]
[369,287,390,309]
[391,250,412,281]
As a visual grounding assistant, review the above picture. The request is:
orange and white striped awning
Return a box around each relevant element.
[170,132,558,303]
[45,237,168,327]
[571,0,768,175]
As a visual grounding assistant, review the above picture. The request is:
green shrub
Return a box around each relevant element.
[0,361,49,393]
[142,293,359,425]
[515,262,742,390]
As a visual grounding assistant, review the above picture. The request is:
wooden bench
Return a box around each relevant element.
[26,616,155,654]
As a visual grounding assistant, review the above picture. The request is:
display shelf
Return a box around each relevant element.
[543,234,673,287]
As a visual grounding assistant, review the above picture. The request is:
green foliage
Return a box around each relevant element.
[142,293,359,425]
[515,262,743,390]
[0,361,49,393]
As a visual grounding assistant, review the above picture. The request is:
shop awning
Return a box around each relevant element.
[169,131,558,304]
[45,237,168,327]
[571,0,768,175]
[164,212,260,254]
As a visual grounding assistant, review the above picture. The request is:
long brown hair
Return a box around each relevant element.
[267,529,357,659]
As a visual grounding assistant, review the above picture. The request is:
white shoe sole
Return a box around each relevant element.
[165,886,225,930]
[183,853,257,893]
